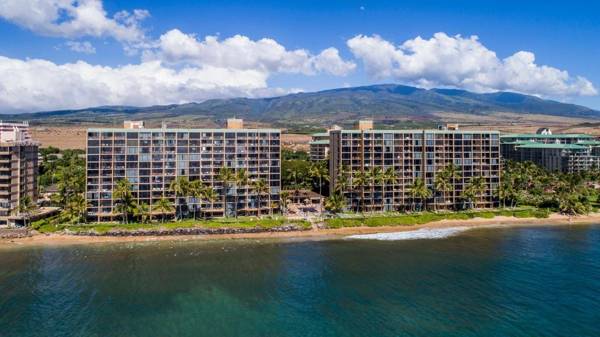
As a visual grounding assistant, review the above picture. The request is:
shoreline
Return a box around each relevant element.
[2,213,600,248]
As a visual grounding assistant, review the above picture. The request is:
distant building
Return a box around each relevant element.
[329,121,500,211]
[309,125,341,161]
[86,119,281,222]
[500,129,600,172]
[0,122,38,225]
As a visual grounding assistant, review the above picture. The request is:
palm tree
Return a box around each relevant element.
[202,186,219,219]
[324,193,346,215]
[64,194,87,224]
[133,202,151,223]
[367,167,384,213]
[382,167,399,212]
[18,195,36,227]
[280,190,291,214]
[154,197,174,223]
[217,167,236,218]
[352,170,369,213]
[463,176,486,209]
[309,161,329,196]
[434,170,451,211]
[441,164,462,209]
[408,178,431,212]
[235,168,249,218]
[169,176,190,220]
[113,179,135,224]
[189,179,207,220]
[251,178,269,217]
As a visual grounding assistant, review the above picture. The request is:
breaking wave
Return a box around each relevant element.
[346,227,471,241]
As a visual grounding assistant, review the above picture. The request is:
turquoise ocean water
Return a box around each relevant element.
[1,225,599,337]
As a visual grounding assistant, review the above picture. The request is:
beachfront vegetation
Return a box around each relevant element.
[499,161,600,215]
[325,208,551,228]
[30,216,311,235]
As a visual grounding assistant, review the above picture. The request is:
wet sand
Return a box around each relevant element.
[2,213,599,248]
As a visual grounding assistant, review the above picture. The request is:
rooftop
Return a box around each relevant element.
[501,133,594,139]
[516,142,590,150]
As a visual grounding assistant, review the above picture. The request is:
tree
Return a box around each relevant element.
[217,167,236,218]
[235,168,250,218]
[367,167,384,213]
[352,170,369,213]
[280,190,291,214]
[202,186,219,219]
[408,178,431,212]
[440,164,462,209]
[133,202,151,224]
[64,194,87,224]
[251,178,269,217]
[18,195,36,227]
[309,161,329,196]
[154,198,174,223]
[169,176,190,220]
[462,176,486,209]
[189,179,207,220]
[324,193,346,215]
[113,179,135,224]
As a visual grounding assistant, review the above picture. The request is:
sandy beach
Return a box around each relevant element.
[1,213,599,248]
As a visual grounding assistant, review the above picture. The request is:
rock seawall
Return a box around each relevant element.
[66,225,307,237]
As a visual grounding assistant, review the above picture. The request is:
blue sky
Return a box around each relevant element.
[0,0,598,112]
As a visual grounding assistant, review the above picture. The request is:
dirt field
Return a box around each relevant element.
[32,127,87,150]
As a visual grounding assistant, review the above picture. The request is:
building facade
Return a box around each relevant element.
[309,125,342,161]
[329,123,501,211]
[0,122,38,225]
[501,131,600,172]
[86,120,281,222]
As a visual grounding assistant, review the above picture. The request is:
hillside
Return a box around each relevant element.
[7,84,599,130]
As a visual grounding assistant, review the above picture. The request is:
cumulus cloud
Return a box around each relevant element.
[65,40,96,54]
[0,56,289,112]
[0,0,148,43]
[144,29,356,76]
[347,32,597,97]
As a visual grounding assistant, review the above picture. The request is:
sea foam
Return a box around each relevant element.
[346,227,471,241]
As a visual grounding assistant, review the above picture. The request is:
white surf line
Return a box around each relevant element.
[346,226,472,241]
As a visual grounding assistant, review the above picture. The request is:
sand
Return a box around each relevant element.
[2,213,599,248]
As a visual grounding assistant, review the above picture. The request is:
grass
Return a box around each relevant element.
[324,208,551,229]
[32,216,311,235]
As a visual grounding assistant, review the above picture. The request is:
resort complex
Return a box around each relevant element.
[328,122,501,211]
[500,129,600,172]
[2,118,600,226]
[0,122,38,226]
[85,119,281,222]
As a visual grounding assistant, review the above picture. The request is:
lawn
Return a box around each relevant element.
[324,208,551,229]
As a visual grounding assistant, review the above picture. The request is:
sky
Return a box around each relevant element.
[0,0,599,113]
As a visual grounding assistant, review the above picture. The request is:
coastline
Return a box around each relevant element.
[2,212,599,248]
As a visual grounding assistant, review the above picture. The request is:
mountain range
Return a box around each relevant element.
[7,84,599,130]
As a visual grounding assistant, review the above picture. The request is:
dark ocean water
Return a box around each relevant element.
[1,225,599,337]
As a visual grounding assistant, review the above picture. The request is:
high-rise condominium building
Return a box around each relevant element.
[0,122,38,225]
[86,119,281,222]
[309,125,342,161]
[329,122,501,211]
[501,129,600,172]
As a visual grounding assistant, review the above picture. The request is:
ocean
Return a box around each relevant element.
[1,225,599,337]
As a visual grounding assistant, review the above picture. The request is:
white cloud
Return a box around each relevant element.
[0,55,288,112]
[144,29,355,76]
[65,40,96,54]
[0,0,148,43]
[347,32,597,97]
